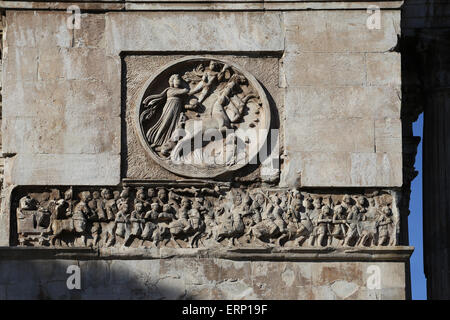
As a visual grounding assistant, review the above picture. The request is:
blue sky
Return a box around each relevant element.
[409,113,427,299]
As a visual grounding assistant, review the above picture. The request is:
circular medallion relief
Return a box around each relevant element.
[135,57,271,178]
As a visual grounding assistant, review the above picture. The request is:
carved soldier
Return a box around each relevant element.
[343,205,361,246]
[72,191,91,246]
[288,189,302,221]
[117,187,131,209]
[355,197,379,247]
[267,195,286,234]
[330,204,347,245]
[156,188,169,207]
[169,197,193,242]
[147,188,157,202]
[88,191,106,221]
[114,202,130,245]
[355,196,368,216]
[318,205,333,247]
[128,202,145,245]
[159,203,175,223]
[101,188,118,221]
[377,206,393,246]
[134,187,151,211]
[141,203,159,244]
[250,193,265,224]
[341,194,353,213]
[291,196,313,246]
[308,197,323,246]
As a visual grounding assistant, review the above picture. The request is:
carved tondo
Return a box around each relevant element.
[135,57,271,178]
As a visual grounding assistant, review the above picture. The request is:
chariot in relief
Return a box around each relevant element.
[135,57,271,178]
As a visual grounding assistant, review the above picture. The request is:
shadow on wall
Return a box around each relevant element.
[0,259,189,300]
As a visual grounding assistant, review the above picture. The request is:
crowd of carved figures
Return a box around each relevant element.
[16,186,397,248]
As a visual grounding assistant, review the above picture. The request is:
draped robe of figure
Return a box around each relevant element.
[142,87,189,147]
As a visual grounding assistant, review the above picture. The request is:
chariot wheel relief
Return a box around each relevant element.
[134,57,272,178]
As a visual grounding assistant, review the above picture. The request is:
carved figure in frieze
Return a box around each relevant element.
[155,188,169,207]
[330,205,347,245]
[213,191,247,246]
[17,195,43,246]
[356,198,379,247]
[141,203,158,245]
[249,193,265,225]
[112,202,130,247]
[124,202,145,246]
[377,206,394,246]
[342,194,353,212]
[101,188,118,221]
[19,195,37,211]
[308,197,323,246]
[134,187,151,211]
[355,196,368,214]
[168,197,193,247]
[317,205,333,247]
[147,188,157,203]
[248,193,282,245]
[48,191,90,247]
[187,199,206,247]
[343,206,361,247]
[117,187,131,209]
[278,192,309,247]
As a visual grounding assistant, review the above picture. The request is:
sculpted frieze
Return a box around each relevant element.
[14,186,398,249]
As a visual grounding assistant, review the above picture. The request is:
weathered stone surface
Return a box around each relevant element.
[2,11,121,186]
[4,154,121,185]
[105,12,284,55]
[285,86,401,120]
[3,116,120,155]
[285,118,374,153]
[283,53,366,86]
[375,118,402,153]
[367,53,402,86]
[284,10,400,53]
[0,3,409,301]
[0,256,409,299]
[281,151,402,187]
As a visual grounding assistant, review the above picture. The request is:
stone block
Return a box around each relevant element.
[4,153,121,185]
[281,151,352,187]
[38,48,115,81]
[3,45,39,83]
[375,118,402,153]
[281,151,402,187]
[367,52,401,86]
[285,85,401,120]
[6,11,72,49]
[2,116,120,155]
[74,14,106,48]
[105,12,284,55]
[376,152,403,186]
[284,10,400,53]
[285,117,374,153]
[283,53,366,86]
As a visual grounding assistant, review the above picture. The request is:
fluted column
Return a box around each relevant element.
[421,30,450,299]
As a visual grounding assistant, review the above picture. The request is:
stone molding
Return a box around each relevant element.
[0,1,404,11]
[0,246,414,262]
